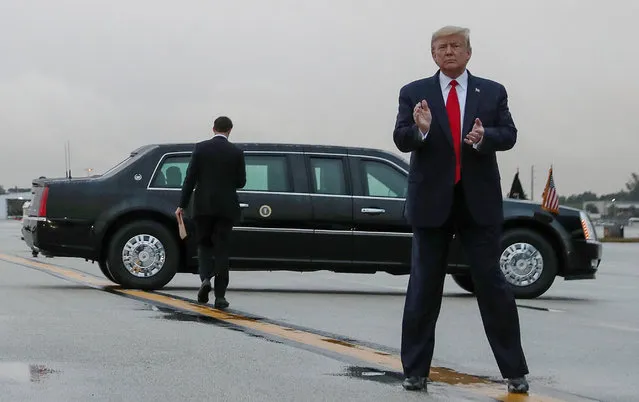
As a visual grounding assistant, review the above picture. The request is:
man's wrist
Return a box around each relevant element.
[418,126,430,139]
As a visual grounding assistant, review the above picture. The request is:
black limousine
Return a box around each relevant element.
[21,143,602,299]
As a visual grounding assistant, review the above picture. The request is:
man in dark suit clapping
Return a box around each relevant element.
[176,116,246,309]
[393,26,529,394]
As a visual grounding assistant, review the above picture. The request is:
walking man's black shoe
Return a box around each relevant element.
[507,376,529,394]
[197,279,212,303]
[402,376,427,391]
[214,296,229,309]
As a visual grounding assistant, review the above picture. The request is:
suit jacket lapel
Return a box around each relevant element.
[427,72,453,148]
[462,72,480,140]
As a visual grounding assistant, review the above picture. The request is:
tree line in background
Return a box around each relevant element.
[0,186,31,195]
[558,172,639,208]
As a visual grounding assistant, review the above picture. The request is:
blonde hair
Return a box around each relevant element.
[431,26,471,50]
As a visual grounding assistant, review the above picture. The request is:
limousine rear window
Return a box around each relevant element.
[102,148,147,177]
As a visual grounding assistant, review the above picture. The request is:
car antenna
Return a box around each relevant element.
[66,140,72,179]
[64,141,68,178]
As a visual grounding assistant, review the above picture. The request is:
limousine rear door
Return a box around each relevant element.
[350,156,412,273]
[233,152,314,269]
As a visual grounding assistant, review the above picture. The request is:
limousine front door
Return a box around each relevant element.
[306,155,353,266]
[350,157,412,273]
[350,157,463,274]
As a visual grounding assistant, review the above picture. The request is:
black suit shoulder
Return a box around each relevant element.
[471,74,504,88]
[400,76,433,94]
[470,75,508,98]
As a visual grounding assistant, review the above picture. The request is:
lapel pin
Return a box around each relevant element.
[475,88,480,93]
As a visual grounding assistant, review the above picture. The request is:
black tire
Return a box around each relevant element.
[98,259,116,283]
[106,220,179,290]
[451,274,474,294]
[499,228,558,299]
[451,228,558,299]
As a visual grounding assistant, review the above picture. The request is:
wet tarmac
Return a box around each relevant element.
[2,220,638,401]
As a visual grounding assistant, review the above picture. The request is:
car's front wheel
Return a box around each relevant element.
[450,228,558,299]
[451,273,474,294]
[106,220,179,290]
[499,228,558,299]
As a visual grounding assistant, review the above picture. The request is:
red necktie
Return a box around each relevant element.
[446,80,461,184]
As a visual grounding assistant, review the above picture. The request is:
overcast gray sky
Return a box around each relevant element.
[1,0,636,197]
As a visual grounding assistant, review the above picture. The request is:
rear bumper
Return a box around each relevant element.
[21,217,96,259]
[563,239,602,280]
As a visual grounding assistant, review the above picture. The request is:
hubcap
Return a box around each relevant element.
[499,242,544,287]
[121,234,166,278]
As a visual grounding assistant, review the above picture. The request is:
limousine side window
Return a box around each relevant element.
[149,153,293,192]
[361,159,407,198]
[150,155,191,188]
[244,155,292,192]
[309,157,348,195]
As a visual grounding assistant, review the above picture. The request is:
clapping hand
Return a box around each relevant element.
[464,118,484,145]
[413,100,432,134]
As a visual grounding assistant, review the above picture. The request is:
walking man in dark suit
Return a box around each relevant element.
[393,26,529,394]
[175,116,246,309]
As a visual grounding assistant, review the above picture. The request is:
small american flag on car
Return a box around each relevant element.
[541,166,559,214]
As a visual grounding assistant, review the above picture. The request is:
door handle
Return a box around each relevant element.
[240,203,249,208]
[361,207,385,215]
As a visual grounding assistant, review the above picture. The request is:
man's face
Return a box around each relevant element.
[431,34,471,77]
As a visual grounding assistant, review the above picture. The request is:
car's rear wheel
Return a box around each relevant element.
[98,259,116,282]
[450,228,558,299]
[106,220,179,290]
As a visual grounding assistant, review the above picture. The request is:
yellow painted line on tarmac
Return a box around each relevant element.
[0,253,568,402]
[0,254,113,288]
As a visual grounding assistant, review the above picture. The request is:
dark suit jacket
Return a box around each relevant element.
[179,136,247,221]
[393,70,517,228]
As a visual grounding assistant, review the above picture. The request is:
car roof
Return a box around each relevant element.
[147,142,405,161]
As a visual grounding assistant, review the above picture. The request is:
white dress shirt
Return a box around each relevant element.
[420,69,482,149]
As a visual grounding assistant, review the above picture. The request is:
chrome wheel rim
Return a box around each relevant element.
[121,234,165,278]
[499,242,543,287]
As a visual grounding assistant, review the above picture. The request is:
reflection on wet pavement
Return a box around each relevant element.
[332,366,403,385]
[0,362,58,383]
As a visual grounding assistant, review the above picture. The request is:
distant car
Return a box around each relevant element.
[20,200,39,257]
[22,200,30,219]
[21,143,602,298]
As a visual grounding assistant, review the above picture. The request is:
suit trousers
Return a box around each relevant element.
[194,215,233,297]
[401,183,529,379]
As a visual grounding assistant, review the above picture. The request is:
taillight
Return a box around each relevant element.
[38,187,49,217]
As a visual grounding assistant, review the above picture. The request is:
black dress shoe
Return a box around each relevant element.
[507,376,529,394]
[197,279,212,303]
[214,296,229,309]
[402,376,427,391]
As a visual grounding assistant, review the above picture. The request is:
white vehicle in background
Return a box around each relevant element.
[22,200,31,220]
[21,200,39,257]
